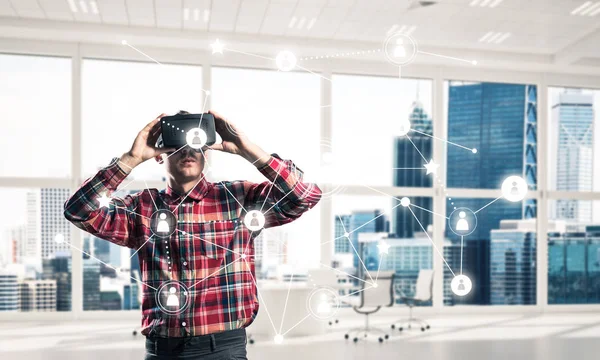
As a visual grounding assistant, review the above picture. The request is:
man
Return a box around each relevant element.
[64,110,322,359]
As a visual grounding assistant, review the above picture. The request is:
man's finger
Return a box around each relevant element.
[208,144,224,152]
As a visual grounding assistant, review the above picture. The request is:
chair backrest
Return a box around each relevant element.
[360,271,395,308]
[414,269,434,301]
[307,269,339,287]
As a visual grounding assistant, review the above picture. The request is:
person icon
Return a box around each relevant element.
[456,211,469,231]
[393,38,406,58]
[510,181,520,196]
[166,287,179,306]
[192,130,202,145]
[250,213,259,227]
[458,279,465,291]
[316,294,331,314]
[156,213,170,233]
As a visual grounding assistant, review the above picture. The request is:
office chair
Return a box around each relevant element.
[342,271,395,343]
[391,269,433,332]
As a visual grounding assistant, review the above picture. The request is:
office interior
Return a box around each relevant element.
[1,0,600,359]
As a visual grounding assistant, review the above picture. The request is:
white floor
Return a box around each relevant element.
[1,312,599,360]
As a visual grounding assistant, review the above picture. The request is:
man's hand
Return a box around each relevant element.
[207,110,270,168]
[119,114,175,172]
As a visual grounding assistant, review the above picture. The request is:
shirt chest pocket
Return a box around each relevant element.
[180,220,242,261]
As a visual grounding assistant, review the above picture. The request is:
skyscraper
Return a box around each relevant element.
[83,259,101,310]
[551,90,595,223]
[26,191,40,259]
[446,82,538,305]
[349,210,388,278]
[334,215,351,254]
[19,280,57,312]
[393,99,433,238]
[0,271,19,312]
[490,219,537,305]
[42,254,71,311]
[40,188,71,259]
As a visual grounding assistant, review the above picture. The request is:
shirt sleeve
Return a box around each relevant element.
[63,158,139,249]
[242,155,322,228]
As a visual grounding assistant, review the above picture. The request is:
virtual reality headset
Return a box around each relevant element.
[157,112,217,151]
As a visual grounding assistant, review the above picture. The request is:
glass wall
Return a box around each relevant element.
[443,80,538,306]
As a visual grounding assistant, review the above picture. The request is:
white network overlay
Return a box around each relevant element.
[58,36,528,343]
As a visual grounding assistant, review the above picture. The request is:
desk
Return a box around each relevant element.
[248,281,326,338]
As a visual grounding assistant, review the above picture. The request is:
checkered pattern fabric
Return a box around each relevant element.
[64,155,321,337]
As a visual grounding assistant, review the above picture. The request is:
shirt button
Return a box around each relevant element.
[183,261,188,266]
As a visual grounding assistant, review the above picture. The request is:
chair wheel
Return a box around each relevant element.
[384,334,389,340]
[378,337,383,343]
[426,325,430,329]
[399,327,403,332]
[329,321,332,326]
[421,327,425,332]
[344,334,349,339]
[132,330,137,336]
[249,339,255,345]
[353,337,358,343]
[335,319,339,324]
[391,324,395,329]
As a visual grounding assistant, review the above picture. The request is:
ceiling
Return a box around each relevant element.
[0,0,599,70]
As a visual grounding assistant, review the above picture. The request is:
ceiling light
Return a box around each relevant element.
[67,0,77,12]
[471,0,503,7]
[581,2,600,15]
[387,24,399,35]
[203,9,210,22]
[406,25,417,35]
[297,17,306,29]
[79,0,88,13]
[90,1,98,14]
[592,6,600,15]
[307,17,316,30]
[288,16,297,28]
[571,1,598,15]
[193,9,199,21]
[479,31,511,44]
[183,8,190,21]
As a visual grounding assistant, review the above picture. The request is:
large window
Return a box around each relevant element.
[0,188,72,312]
[211,67,321,272]
[0,54,71,178]
[443,80,538,306]
[82,59,204,181]
[332,75,433,187]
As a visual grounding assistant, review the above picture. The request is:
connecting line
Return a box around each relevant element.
[65,241,158,291]
[407,207,456,277]
[122,41,211,94]
[113,205,151,220]
[263,187,296,215]
[295,63,334,83]
[188,256,242,289]
[339,285,374,299]
[176,229,241,256]
[279,270,294,334]
[406,135,428,162]
[164,143,188,161]
[116,177,137,192]
[417,50,476,65]
[319,262,373,286]
[460,236,464,275]
[409,128,475,152]
[243,230,254,258]
[282,314,311,337]
[130,235,154,259]
[244,259,279,335]
[409,203,449,219]
[375,254,384,282]
[143,180,158,211]
[473,195,503,214]
[259,164,283,212]
[345,233,375,284]
[174,172,209,211]
[352,202,404,233]
[224,48,275,62]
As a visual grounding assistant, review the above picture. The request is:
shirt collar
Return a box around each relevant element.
[165,177,211,202]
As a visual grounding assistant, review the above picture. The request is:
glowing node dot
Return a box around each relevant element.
[472,60,478,65]
[274,334,284,344]
[343,232,350,238]
[54,233,65,244]
[373,283,378,288]
[400,197,411,207]
[472,148,478,154]
[121,40,127,45]
[241,254,247,260]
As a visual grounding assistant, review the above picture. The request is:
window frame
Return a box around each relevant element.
[1,38,600,320]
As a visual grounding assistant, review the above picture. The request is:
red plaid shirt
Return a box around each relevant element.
[64,155,321,337]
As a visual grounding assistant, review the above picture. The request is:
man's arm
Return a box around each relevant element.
[64,114,174,248]
[207,110,322,226]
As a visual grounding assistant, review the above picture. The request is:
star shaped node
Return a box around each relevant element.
[377,241,390,255]
[423,159,440,175]
[97,193,111,208]
[210,39,225,54]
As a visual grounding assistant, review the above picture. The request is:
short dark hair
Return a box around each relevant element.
[177,110,190,115]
